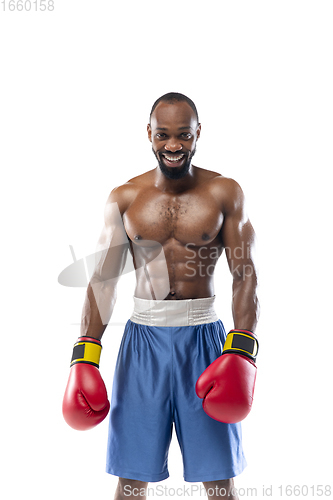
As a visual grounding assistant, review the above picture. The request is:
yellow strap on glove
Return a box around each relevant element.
[70,337,102,368]
[222,329,259,362]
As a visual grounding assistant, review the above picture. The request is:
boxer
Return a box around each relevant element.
[63,93,259,500]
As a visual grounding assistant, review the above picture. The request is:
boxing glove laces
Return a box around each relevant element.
[62,337,110,430]
[195,329,259,424]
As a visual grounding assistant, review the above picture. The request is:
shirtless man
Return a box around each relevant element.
[63,93,259,500]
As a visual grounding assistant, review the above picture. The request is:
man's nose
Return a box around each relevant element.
[164,139,183,152]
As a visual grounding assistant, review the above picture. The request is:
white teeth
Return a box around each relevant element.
[164,154,184,162]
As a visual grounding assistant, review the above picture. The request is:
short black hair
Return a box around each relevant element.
[149,92,199,124]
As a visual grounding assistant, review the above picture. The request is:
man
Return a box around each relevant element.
[63,93,259,500]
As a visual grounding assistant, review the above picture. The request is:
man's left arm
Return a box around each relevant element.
[220,179,260,332]
[195,179,260,423]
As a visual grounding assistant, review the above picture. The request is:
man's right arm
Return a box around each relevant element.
[62,185,132,431]
[80,186,131,340]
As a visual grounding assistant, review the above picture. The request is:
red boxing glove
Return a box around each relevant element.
[195,329,259,424]
[62,337,110,431]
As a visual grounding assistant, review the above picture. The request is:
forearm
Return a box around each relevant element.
[232,275,259,333]
[80,278,117,340]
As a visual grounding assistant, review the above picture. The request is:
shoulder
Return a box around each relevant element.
[205,174,245,215]
[104,182,138,219]
[104,169,154,217]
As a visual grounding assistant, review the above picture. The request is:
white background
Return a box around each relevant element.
[1,1,332,499]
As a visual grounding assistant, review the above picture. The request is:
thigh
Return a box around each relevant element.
[106,321,173,482]
[173,321,247,482]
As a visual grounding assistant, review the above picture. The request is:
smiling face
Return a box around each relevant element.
[147,100,201,180]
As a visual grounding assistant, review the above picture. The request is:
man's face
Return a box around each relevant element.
[147,101,201,180]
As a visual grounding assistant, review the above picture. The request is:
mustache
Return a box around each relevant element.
[159,151,187,157]
[151,147,196,163]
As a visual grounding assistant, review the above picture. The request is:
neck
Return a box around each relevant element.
[154,164,197,194]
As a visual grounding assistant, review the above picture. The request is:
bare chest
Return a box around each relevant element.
[123,191,223,246]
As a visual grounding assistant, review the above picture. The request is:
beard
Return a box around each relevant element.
[153,146,197,180]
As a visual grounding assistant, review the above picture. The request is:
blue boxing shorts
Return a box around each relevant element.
[106,296,247,482]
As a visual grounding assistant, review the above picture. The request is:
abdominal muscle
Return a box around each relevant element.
[132,240,223,301]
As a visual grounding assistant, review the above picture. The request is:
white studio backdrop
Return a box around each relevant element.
[0,1,332,499]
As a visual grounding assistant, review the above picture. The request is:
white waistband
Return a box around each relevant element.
[129,296,218,327]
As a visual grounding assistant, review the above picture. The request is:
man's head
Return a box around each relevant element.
[147,93,201,180]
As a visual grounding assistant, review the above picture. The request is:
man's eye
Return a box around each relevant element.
[181,133,192,139]
[156,133,166,139]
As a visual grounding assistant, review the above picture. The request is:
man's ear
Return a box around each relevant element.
[196,123,202,139]
[147,124,152,142]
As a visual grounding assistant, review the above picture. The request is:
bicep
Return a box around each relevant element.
[92,190,131,282]
[221,186,256,279]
